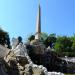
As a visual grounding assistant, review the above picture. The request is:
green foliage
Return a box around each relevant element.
[70,35,75,51]
[40,32,48,42]
[44,33,56,47]
[28,35,35,41]
[48,33,56,43]
[63,52,75,57]
[54,36,73,53]
[0,28,11,48]
[54,42,62,53]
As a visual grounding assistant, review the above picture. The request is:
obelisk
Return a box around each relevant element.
[35,2,41,40]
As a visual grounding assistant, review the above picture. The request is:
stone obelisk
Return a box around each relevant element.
[35,3,41,40]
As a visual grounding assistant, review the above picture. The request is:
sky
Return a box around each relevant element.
[0,0,75,41]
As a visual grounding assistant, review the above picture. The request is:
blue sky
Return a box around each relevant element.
[0,0,75,41]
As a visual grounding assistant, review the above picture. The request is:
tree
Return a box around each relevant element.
[28,35,35,41]
[44,33,56,48]
[54,36,73,53]
[40,32,48,42]
[0,28,11,48]
[70,35,75,51]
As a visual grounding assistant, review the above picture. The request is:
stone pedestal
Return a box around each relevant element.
[30,39,46,54]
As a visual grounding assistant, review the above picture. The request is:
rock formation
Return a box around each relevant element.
[0,42,64,75]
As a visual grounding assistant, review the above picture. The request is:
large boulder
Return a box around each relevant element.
[0,43,65,75]
[0,45,10,58]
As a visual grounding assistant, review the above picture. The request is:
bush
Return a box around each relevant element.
[62,52,75,57]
